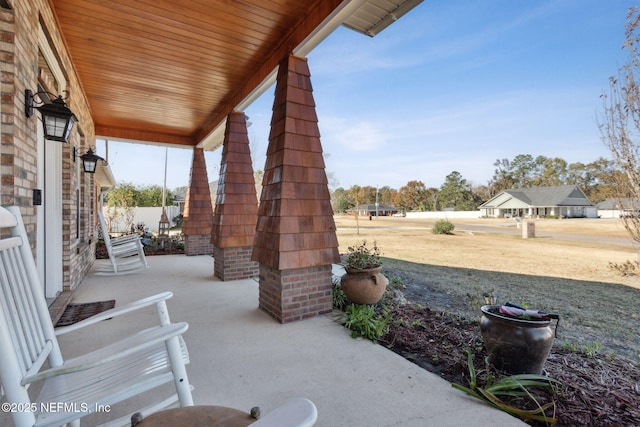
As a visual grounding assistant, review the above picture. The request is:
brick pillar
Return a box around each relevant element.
[211,112,259,280]
[182,148,214,256]
[252,55,340,323]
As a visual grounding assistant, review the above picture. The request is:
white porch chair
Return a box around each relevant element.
[0,205,193,427]
[95,210,148,275]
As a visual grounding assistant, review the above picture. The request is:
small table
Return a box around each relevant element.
[136,405,255,426]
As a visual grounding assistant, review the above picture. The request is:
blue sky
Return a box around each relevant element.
[98,0,636,191]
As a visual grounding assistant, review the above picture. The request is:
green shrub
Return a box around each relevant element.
[432,220,455,235]
[340,304,390,341]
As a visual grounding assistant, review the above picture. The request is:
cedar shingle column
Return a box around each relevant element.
[182,148,214,256]
[211,113,259,280]
[252,55,340,323]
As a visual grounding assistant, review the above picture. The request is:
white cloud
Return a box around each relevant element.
[320,117,387,152]
[318,85,611,190]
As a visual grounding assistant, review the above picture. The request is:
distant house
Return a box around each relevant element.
[479,185,597,218]
[346,204,398,217]
[597,198,640,218]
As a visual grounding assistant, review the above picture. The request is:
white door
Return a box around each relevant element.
[36,115,63,299]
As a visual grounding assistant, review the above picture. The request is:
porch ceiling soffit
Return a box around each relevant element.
[50,0,421,150]
[342,0,424,37]
[95,161,116,189]
[49,0,410,149]
[51,0,346,148]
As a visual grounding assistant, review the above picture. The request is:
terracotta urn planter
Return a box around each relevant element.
[340,266,387,305]
[480,305,558,375]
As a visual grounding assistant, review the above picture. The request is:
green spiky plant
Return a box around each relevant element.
[452,350,560,425]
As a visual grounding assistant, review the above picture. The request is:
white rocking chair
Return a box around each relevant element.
[0,205,193,427]
[95,210,148,275]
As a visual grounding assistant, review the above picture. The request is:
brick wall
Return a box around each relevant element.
[258,264,332,324]
[1,3,21,208]
[2,1,97,292]
[68,165,96,290]
[213,245,257,281]
[185,234,213,256]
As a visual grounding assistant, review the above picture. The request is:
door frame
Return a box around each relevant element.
[36,26,66,299]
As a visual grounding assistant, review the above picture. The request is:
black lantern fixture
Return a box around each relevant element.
[24,89,78,143]
[79,148,105,174]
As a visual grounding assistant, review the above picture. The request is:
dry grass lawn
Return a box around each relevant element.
[334,215,640,361]
[335,215,638,289]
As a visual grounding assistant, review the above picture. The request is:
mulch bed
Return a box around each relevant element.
[95,241,184,259]
[380,304,640,426]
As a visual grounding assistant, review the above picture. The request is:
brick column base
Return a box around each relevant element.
[213,246,258,281]
[185,234,214,256]
[258,264,333,323]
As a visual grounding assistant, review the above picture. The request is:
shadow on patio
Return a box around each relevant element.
[28,255,526,426]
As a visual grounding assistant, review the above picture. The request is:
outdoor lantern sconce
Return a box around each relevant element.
[24,89,78,143]
[79,148,104,174]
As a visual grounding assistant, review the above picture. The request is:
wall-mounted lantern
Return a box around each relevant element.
[24,89,78,143]
[79,148,105,174]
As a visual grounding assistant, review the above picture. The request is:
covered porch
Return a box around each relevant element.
[24,255,523,426]
[1,0,433,324]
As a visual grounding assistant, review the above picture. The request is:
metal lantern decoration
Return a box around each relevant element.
[79,148,104,174]
[25,89,78,143]
[158,207,170,237]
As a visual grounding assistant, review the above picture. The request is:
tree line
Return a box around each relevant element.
[105,183,176,208]
[331,155,620,213]
[105,154,620,214]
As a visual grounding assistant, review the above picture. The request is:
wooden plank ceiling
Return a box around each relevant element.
[51,0,346,147]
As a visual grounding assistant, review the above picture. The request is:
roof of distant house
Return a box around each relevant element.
[480,185,594,208]
[597,198,639,209]
[346,204,398,212]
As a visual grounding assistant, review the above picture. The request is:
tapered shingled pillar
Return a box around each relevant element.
[211,113,259,281]
[252,55,340,323]
[182,148,214,256]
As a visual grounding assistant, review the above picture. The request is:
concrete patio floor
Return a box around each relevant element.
[5,254,526,426]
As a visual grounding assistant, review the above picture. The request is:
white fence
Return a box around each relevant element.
[598,209,621,219]
[102,206,181,233]
[405,211,482,219]
[407,209,614,219]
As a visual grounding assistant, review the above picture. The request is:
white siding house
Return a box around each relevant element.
[479,185,597,218]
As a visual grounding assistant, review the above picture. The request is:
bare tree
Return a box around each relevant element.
[600,7,640,247]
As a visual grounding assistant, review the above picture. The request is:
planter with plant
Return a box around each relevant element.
[480,303,560,375]
[340,240,387,304]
